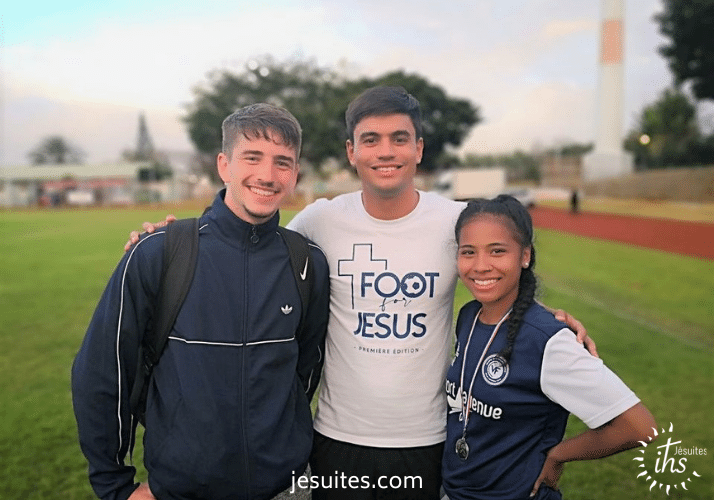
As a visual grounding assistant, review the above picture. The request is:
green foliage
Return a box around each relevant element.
[624,88,714,168]
[657,0,714,101]
[0,208,711,499]
[629,0,714,169]
[185,57,348,180]
[137,162,173,182]
[27,135,85,165]
[183,58,479,176]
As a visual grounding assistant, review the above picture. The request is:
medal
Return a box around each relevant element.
[455,308,512,461]
[455,437,469,460]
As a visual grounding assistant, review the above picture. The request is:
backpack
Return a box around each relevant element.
[129,218,314,426]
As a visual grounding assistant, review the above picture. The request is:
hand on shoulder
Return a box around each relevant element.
[552,308,598,358]
[124,215,176,252]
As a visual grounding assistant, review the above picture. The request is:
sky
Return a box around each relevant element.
[0,0,685,167]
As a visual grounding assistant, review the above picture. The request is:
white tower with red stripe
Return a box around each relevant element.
[583,0,634,181]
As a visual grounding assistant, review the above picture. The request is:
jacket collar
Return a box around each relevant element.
[206,188,280,244]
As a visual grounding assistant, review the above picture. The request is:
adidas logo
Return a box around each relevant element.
[281,305,293,315]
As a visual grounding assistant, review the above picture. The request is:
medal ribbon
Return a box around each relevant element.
[457,308,512,440]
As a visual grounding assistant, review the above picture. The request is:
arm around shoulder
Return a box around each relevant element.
[538,301,598,357]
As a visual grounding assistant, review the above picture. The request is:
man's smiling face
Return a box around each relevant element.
[346,113,423,200]
[218,130,299,224]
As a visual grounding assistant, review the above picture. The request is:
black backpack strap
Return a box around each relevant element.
[130,217,200,425]
[276,226,313,335]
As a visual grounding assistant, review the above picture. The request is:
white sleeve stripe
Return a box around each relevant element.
[115,222,208,462]
[304,345,322,396]
[308,241,327,260]
[115,232,162,464]
[167,335,296,347]
[541,329,640,429]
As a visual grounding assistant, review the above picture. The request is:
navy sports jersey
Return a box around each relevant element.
[442,301,639,500]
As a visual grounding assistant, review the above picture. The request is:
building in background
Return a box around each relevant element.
[0,162,204,207]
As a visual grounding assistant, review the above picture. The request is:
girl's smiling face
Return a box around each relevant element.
[457,214,531,323]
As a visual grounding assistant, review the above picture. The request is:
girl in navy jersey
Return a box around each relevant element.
[442,195,656,500]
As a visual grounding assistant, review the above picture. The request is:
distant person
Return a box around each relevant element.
[441,195,655,500]
[72,103,330,500]
[570,189,580,214]
[126,87,596,499]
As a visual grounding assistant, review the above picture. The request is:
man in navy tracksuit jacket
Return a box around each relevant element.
[72,104,330,500]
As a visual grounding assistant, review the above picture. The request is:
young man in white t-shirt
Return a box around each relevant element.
[288,86,593,500]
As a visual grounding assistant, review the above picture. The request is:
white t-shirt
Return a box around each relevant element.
[288,191,465,447]
[541,329,640,428]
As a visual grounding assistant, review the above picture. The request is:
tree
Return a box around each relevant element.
[28,136,84,165]
[137,161,173,182]
[133,113,155,161]
[184,57,347,181]
[624,88,714,167]
[183,58,480,179]
[123,113,173,181]
[656,0,714,100]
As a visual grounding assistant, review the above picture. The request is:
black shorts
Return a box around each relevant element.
[309,431,444,500]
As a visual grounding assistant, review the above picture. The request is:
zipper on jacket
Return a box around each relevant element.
[241,226,259,498]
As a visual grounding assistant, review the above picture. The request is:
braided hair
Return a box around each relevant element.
[454,194,537,364]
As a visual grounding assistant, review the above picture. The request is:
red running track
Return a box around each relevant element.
[529,206,714,261]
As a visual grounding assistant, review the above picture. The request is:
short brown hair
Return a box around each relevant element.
[222,103,302,160]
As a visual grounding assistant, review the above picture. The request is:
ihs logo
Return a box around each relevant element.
[633,422,703,495]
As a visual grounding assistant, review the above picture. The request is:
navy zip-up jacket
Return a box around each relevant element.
[72,190,330,500]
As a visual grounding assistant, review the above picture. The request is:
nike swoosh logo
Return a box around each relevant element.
[300,257,309,280]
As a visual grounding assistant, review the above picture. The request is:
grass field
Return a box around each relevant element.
[1,205,711,499]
